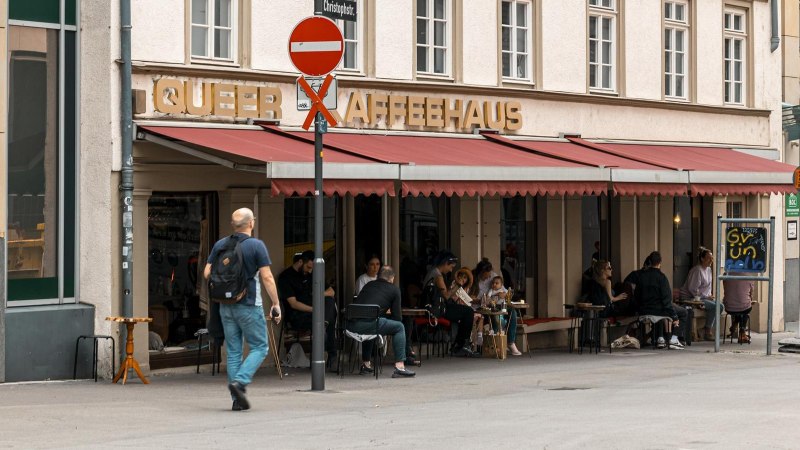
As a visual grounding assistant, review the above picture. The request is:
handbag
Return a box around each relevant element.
[422,277,447,317]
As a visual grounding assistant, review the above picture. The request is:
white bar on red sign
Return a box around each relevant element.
[290,41,342,52]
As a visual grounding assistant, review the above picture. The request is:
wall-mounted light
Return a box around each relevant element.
[673,214,681,230]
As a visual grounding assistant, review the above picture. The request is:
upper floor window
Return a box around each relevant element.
[191,0,237,62]
[723,8,746,105]
[501,0,532,81]
[416,0,450,76]
[664,1,689,99]
[588,0,617,92]
[336,1,362,72]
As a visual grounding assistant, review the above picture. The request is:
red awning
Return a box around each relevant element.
[402,181,607,197]
[272,179,396,197]
[613,183,687,196]
[138,125,371,163]
[262,125,586,168]
[690,184,797,196]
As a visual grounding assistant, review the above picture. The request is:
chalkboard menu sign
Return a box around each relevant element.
[725,227,767,273]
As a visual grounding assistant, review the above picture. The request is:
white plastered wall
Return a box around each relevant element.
[461,0,497,86]
[131,0,184,63]
[539,1,585,93]
[374,0,412,80]
[81,0,123,376]
[624,0,660,100]
[250,0,310,73]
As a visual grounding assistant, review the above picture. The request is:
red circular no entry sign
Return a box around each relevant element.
[288,16,344,77]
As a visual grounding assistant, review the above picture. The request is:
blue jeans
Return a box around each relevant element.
[349,317,406,363]
[702,298,720,328]
[493,309,518,343]
[219,303,268,388]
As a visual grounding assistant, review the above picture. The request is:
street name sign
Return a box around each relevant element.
[315,0,357,22]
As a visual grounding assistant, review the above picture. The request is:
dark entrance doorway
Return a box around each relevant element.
[354,194,384,284]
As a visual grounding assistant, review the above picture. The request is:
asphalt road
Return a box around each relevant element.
[1,333,799,449]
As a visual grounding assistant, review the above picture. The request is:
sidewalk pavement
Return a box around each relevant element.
[1,332,798,449]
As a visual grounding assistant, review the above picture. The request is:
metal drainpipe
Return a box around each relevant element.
[771,0,780,52]
[120,0,134,329]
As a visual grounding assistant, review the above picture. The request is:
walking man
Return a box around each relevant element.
[204,208,281,411]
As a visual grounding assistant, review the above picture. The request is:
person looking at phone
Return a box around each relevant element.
[204,208,281,411]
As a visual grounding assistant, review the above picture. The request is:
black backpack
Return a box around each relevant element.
[208,235,250,304]
[422,277,447,318]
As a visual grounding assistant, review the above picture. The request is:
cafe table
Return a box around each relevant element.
[477,308,508,360]
[574,303,606,354]
[106,316,153,384]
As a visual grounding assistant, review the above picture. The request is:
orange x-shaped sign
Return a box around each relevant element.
[298,74,338,130]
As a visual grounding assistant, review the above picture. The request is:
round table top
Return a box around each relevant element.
[401,308,429,316]
[676,300,704,307]
[575,303,606,310]
[509,302,528,309]
[477,308,508,316]
[106,316,153,323]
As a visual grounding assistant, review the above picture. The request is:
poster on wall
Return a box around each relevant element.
[788,221,798,241]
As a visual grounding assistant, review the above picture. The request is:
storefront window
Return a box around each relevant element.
[501,196,527,298]
[283,197,338,289]
[7,26,60,300]
[148,194,212,348]
[6,17,78,303]
[673,196,693,289]
[399,196,449,306]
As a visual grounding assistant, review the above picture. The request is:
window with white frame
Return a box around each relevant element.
[723,8,747,105]
[664,1,689,99]
[501,0,532,81]
[336,1,361,71]
[416,0,450,75]
[191,0,237,61]
[588,0,616,91]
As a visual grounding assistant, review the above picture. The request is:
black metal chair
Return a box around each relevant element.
[73,335,115,382]
[339,304,382,380]
[194,328,221,375]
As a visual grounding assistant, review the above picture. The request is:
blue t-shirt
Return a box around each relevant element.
[208,233,271,306]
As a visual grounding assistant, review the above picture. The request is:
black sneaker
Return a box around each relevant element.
[404,357,421,367]
[454,346,480,358]
[231,400,243,411]
[359,364,374,375]
[228,382,250,411]
[392,367,416,378]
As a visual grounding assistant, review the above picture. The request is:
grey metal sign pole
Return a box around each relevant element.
[311,111,326,391]
[714,215,775,354]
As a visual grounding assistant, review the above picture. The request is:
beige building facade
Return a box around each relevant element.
[2,0,795,380]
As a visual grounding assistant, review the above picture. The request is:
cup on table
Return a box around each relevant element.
[693,295,700,302]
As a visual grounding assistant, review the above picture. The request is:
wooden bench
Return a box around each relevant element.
[518,317,578,354]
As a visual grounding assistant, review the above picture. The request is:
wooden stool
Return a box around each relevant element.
[106,316,153,384]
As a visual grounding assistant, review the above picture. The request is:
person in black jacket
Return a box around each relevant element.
[350,266,416,378]
[634,251,687,349]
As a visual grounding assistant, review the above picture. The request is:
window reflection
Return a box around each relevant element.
[7,26,59,282]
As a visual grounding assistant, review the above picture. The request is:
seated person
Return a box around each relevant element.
[587,260,629,317]
[634,251,686,349]
[350,266,416,378]
[423,250,478,357]
[354,255,381,296]
[471,258,499,298]
[723,272,754,343]
[678,246,717,341]
[486,275,522,356]
[277,250,338,364]
[452,267,483,351]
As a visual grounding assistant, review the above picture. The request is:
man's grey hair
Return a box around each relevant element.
[231,208,254,230]
[378,265,395,281]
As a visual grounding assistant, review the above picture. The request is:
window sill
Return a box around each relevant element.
[589,89,619,97]
[502,78,535,89]
[189,58,241,69]
[335,68,366,77]
[664,96,690,103]
[416,73,454,83]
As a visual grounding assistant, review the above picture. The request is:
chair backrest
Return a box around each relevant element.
[346,304,380,321]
